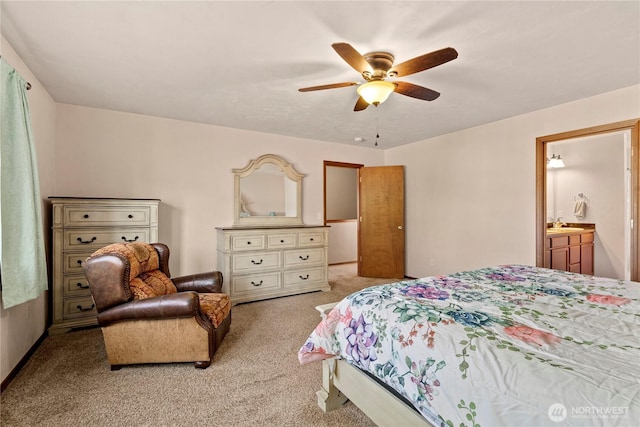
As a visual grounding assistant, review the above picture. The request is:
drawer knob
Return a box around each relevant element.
[76,303,95,312]
[247,241,252,245]
[76,260,83,265]
[299,274,309,280]
[310,238,314,241]
[121,236,139,243]
[280,239,284,243]
[251,280,263,287]
[76,282,90,289]
[299,255,310,261]
[128,214,134,219]
[83,214,89,219]
[251,259,263,265]
[77,236,97,244]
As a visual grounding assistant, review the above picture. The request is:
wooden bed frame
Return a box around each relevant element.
[314,303,434,427]
[317,358,434,427]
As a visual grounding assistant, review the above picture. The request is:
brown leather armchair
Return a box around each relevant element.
[83,242,231,370]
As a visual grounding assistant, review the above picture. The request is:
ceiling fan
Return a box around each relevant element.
[299,42,458,111]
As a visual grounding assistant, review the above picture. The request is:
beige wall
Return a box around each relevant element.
[53,104,385,276]
[1,36,57,383]
[326,166,358,220]
[386,85,640,278]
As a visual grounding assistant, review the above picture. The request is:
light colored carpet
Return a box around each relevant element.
[1,263,396,426]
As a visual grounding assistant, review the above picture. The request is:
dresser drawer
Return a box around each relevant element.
[63,252,93,274]
[64,228,150,250]
[267,233,297,248]
[63,274,91,297]
[231,272,281,294]
[231,234,266,251]
[64,205,151,227]
[283,267,325,287]
[299,232,325,246]
[284,248,325,267]
[63,296,97,320]
[232,252,281,273]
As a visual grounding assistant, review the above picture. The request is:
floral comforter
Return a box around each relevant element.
[298,265,640,426]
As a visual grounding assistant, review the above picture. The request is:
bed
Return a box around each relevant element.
[298,265,640,426]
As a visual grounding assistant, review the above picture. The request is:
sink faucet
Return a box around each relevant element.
[552,217,566,228]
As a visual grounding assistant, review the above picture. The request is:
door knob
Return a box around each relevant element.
[398,226,403,230]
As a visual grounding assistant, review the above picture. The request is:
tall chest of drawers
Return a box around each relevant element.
[48,197,160,335]
[216,226,330,304]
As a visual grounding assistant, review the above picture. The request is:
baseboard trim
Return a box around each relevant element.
[1,331,48,393]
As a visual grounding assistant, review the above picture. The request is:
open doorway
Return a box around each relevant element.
[324,161,406,278]
[536,119,640,281]
[324,161,362,265]
[547,131,630,279]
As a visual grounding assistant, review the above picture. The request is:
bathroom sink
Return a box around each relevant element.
[547,227,584,234]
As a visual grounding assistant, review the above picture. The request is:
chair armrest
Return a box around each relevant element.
[96,292,200,326]
[173,271,223,293]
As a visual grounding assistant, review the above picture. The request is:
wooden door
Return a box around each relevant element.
[358,166,405,278]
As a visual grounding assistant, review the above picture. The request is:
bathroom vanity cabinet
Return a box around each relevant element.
[544,229,594,275]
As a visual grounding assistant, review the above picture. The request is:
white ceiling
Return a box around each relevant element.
[1,1,639,149]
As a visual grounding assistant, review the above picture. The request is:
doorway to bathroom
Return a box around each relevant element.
[536,119,640,281]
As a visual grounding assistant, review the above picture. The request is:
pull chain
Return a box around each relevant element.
[375,107,380,147]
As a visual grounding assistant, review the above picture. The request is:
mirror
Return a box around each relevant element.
[233,154,304,226]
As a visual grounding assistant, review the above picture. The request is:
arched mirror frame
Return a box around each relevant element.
[535,118,640,281]
[233,154,305,227]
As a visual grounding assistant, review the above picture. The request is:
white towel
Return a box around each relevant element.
[574,200,586,219]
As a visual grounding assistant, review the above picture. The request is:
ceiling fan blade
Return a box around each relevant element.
[299,82,358,92]
[332,42,373,74]
[390,47,458,77]
[354,96,369,111]
[394,81,440,101]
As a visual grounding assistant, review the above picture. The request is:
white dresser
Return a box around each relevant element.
[48,197,160,335]
[216,226,330,304]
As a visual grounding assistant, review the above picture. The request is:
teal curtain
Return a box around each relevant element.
[0,57,48,308]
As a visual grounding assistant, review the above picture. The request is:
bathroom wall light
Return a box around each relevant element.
[547,154,565,169]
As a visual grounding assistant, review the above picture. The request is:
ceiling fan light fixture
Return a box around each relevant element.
[357,80,396,105]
